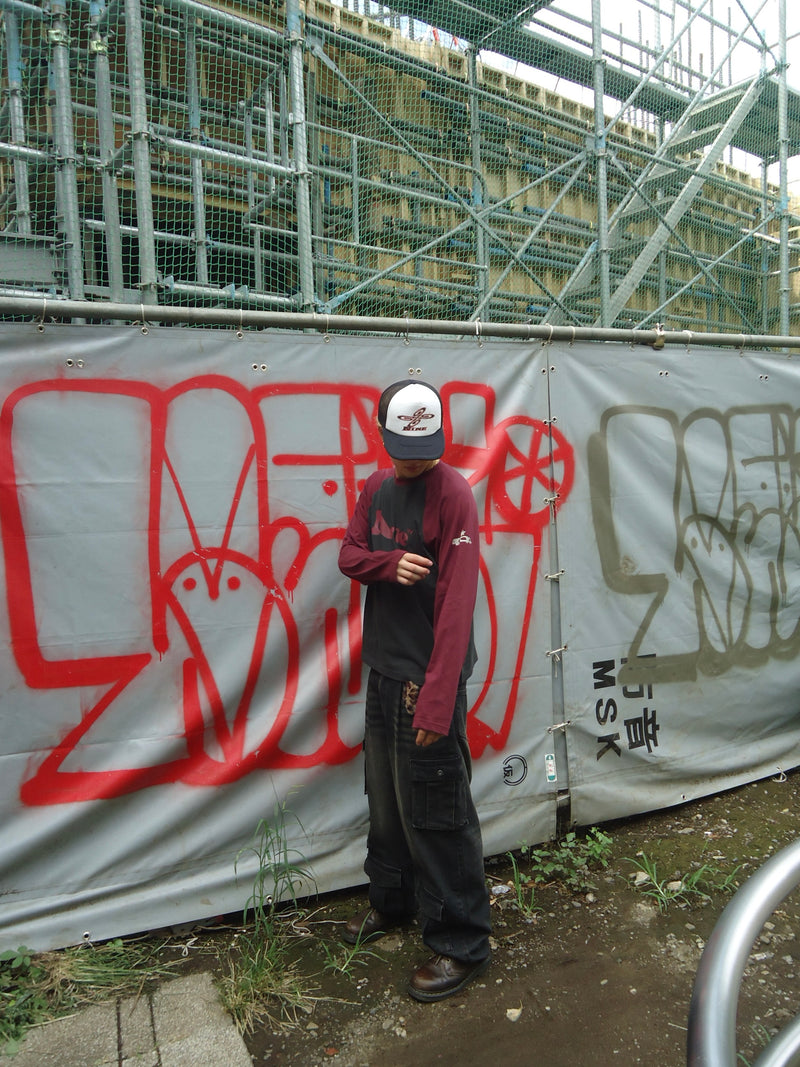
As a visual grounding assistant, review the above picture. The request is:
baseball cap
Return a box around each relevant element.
[378,380,445,460]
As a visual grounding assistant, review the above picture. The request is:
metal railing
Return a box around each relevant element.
[687,836,800,1067]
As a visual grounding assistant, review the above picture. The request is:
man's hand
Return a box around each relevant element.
[396,552,432,586]
[415,729,443,747]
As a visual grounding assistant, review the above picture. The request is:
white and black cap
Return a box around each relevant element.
[378,380,444,460]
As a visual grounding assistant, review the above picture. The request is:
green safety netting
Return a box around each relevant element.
[0,0,798,331]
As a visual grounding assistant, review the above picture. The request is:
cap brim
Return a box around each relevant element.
[382,426,445,460]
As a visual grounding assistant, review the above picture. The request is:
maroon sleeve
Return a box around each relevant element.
[338,471,404,584]
[412,472,480,735]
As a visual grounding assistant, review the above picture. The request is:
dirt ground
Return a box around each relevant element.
[173,768,800,1067]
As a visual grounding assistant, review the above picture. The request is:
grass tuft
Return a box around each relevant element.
[627,851,742,911]
[218,803,320,1034]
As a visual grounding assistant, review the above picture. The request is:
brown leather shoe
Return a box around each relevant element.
[342,908,400,945]
[407,953,491,1002]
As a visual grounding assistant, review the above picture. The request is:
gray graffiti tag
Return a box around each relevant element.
[588,404,800,686]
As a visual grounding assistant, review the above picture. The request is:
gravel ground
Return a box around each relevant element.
[221,766,800,1067]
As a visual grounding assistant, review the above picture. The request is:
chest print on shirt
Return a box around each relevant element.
[371,508,413,548]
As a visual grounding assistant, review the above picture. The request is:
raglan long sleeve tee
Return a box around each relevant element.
[338,462,479,736]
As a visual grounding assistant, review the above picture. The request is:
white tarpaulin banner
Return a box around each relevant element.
[0,323,797,950]
[552,344,800,821]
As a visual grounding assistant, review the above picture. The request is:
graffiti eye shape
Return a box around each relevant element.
[227,576,241,591]
[183,577,197,591]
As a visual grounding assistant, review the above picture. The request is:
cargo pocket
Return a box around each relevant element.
[410,755,468,831]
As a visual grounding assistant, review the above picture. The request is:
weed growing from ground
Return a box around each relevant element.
[525,827,613,894]
[502,827,613,916]
[0,939,178,1054]
[219,803,320,1034]
[0,946,48,1054]
[321,937,384,981]
[627,851,742,911]
[506,850,541,919]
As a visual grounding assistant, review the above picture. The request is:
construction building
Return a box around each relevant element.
[0,0,798,333]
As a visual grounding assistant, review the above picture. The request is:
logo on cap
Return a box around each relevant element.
[398,406,436,432]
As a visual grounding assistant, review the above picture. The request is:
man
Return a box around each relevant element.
[338,379,491,1002]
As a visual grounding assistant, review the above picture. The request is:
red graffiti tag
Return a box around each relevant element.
[0,378,573,803]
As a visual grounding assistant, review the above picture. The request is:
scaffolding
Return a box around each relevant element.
[0,0,798,332]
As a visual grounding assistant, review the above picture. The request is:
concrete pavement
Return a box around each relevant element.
[0,972,252,1067]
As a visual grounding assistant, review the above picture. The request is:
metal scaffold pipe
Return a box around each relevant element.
[778,0,789,339]
[3,11,32,235]
[184,11,209,286]
[0,140,48,164]
[468,48,488,318]
[244,99,265,292]
[158,0,283,45]
[48,0,85,302]
[6,296,800,351]
[592,0,610,326]
[0,0,43,18]
[287,0,315,311]
[90,0,125,302]
[124,0,158,304]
